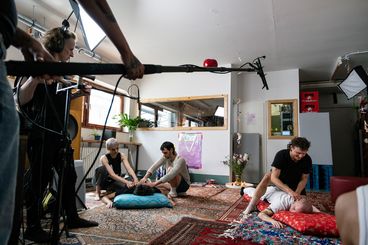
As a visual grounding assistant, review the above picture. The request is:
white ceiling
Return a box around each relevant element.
[14,0,368,82]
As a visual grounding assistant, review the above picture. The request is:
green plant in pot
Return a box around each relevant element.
[91,128,101,140]
[114,113,143,142]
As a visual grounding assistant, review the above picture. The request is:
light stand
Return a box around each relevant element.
[49,82,73,244]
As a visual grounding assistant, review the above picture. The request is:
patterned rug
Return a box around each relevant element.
[221,213,341,244]
[218,191,341,244]
[149,217,258,245]
[69,187,240,243]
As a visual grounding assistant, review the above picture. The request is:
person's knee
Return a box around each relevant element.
[168,175,181,187]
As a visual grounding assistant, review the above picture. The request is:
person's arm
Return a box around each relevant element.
[139,158,164,184]
[15,77,42,106]
[159,158,185,183]
[120,153,139,184]
[76,0,144,80]
[271,167,301,201]
[295,173,309,195]
[101,155,133,187]
[258,208,284,228]
[12,28,54,63]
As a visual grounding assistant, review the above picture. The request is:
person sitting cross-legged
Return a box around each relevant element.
[139,141,190,198]
[93,138,139,200]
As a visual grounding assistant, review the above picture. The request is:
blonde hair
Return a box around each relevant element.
[294,198,313,213]
[106,138,119,150]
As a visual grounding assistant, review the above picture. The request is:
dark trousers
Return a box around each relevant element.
[94,166,125,192]
[25,135,79,230]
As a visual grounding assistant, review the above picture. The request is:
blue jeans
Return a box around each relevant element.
[0,34,19,245]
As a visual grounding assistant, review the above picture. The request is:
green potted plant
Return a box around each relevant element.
[91,128,101,140]
[114,113,143,142]
[138,118,154,128]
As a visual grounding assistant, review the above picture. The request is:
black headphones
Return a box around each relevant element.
[48,20,70,53]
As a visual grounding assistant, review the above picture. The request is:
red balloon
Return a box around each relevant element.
[203,59,218,67]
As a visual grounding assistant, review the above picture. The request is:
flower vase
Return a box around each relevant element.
[235,174,242,186]
[128,131,134,142]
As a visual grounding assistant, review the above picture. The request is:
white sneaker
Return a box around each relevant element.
[168,190,178,197]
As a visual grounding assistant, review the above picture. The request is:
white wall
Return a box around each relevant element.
[236,69,300,173]
[136,71,232,176]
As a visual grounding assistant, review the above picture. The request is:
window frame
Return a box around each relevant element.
[82,88,125,131]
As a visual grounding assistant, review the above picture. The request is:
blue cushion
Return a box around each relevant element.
[113,193,173,209]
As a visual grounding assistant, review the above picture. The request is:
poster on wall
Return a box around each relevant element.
[178,132,203,169]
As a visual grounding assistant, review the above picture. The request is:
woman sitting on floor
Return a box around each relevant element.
[93,138,139,200]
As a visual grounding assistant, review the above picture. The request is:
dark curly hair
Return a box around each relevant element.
[287,137,311,151]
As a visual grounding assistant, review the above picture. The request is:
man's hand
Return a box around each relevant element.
[122,54,144,80]
[139,177,148,184]
[288,191,302,201]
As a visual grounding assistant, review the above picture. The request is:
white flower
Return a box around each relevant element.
[243,153,249,162]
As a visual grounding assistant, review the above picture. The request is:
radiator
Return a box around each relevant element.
[80,143,105,179]
[80,143,129,179]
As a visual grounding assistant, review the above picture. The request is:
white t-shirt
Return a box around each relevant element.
[243,186,294,213]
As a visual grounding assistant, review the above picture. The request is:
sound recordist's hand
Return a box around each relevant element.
[121,54,144,80]
[13,28,60,81]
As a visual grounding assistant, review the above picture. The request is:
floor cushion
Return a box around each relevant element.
[243,194,339,236]
[113,193,173,209]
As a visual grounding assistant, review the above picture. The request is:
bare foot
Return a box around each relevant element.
[106,202,113,208]
[94,193,101,201]
[168,195,176,206]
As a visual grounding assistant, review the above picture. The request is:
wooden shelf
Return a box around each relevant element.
[81,139,142,146]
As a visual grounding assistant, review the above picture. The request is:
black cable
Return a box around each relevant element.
[75,74,127,194]
[15,77,63,136]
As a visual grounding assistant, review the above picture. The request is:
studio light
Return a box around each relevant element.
[338,65,368,99]
[69,0,106,51]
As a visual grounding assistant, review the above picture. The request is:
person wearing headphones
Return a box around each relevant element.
[16,27,98,243]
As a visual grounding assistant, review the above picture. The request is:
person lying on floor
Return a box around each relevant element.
[101,183,175,208]
[139,141,191,198]
[240,172,319,228]
[93,138,139,200]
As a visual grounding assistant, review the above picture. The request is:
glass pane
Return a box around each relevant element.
[88,89,121,128]
[140,96,226,129]
[268,99,297,139]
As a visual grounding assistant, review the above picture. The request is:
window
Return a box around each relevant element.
[83,89,123,129]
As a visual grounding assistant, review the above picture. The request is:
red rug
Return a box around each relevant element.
[149,217,258,245]
[217,197,247,223]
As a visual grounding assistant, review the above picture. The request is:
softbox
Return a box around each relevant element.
[338,65,368,99]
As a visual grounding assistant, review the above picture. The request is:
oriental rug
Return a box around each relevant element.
[149,217,258,245]
[69,186,240,243]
